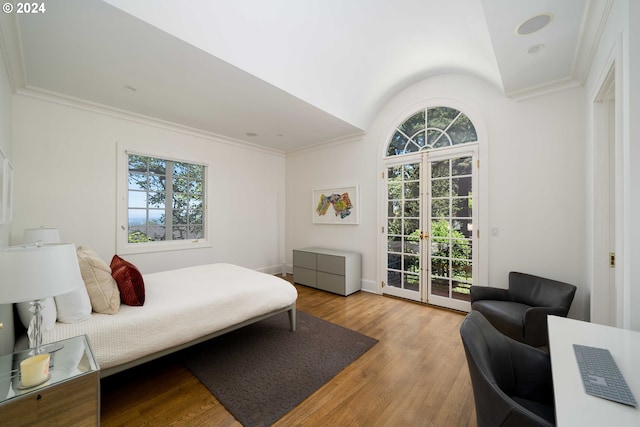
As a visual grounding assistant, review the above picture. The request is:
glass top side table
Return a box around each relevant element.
[0,335,100,426]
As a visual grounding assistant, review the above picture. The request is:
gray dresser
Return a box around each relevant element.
[293,247,361,296]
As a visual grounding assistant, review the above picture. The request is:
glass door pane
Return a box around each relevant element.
[386,162,422,300]
[428,156,473,303]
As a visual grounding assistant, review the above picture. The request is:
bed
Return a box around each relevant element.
[40,263,298,377]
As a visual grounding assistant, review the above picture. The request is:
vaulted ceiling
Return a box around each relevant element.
[0,0,605,152]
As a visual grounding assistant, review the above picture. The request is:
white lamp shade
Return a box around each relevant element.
[23,227,61,244]
[0,243,84,303]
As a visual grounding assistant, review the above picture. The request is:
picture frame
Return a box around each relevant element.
[0,148,13,224]
[312,185,359,225]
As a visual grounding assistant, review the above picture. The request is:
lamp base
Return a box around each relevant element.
[27,299,60,355]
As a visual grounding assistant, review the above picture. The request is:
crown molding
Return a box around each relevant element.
[572,0,615,86]
[506,77,583,102]
[16,86,286,158]
[286,131,366,157]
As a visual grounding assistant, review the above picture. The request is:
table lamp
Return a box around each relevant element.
[0,243,84,354]
[23,227,61,245]
[19,226,62,345]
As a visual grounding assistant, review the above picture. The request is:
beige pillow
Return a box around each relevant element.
[77,246,120,314]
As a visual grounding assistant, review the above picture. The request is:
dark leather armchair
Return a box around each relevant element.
[460,310,556,427]
[470,272,576,348]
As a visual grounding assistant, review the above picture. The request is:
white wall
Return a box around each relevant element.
[286,73,589,319]
[286,135,377,291]
[0,38,14,356]
[0,42,11,247]
[11,94,286,274]
[628,0,640,331]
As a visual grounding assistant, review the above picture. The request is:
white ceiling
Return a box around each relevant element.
[3,0,597,152]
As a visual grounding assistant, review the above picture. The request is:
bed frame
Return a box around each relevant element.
[100,303,296,377]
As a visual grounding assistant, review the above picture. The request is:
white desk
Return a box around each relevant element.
[548,316,640,427]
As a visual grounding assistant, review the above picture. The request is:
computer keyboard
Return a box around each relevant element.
[573,344,638,407]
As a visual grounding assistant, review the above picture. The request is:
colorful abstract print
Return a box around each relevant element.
[316,192,353,219]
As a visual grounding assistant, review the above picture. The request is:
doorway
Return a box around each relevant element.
[592,65,618,326]
[381,106,479,311]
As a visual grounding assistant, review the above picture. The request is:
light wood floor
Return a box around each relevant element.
[100,277,477,427]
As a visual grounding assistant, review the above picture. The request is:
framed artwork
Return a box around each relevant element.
[312,186,359,225]
[0,149,12,224]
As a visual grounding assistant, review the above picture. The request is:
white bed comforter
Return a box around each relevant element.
[42,263,298,370]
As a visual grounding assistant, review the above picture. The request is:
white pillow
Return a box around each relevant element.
[55,286,92,323]
[16,298,57,331]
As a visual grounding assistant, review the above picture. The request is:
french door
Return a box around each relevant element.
[383,146,477,311]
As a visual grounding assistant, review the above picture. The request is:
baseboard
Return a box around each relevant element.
[361,279,379,294]
[257,263,290,276]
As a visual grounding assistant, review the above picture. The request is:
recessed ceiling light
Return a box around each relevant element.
[245,132,258,137]
[527,44,546,54]
[516,13,553,35]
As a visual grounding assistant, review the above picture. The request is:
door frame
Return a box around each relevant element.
[591,53,623,327]
[379,145,478,312]
[423,145,478,312]
[380,152,424,302]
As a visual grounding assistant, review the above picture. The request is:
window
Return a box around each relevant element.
[386,106,477,156]
[117,145,210,254]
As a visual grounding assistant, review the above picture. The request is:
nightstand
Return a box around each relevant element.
[0,335,100,426]
[293,247,362,295]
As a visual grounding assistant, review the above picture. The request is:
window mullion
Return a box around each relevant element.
[165,160,173,241]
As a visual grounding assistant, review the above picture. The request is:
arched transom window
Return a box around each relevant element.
[386,106,477,156]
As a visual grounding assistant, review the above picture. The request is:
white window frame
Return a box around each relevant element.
[116,143,212,255]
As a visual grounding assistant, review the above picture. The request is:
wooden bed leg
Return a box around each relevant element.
[288,307,297,332]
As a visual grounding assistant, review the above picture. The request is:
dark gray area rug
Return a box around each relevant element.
[181,310,378,427]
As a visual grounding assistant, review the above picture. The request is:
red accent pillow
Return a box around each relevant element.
[110,255,145,306]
